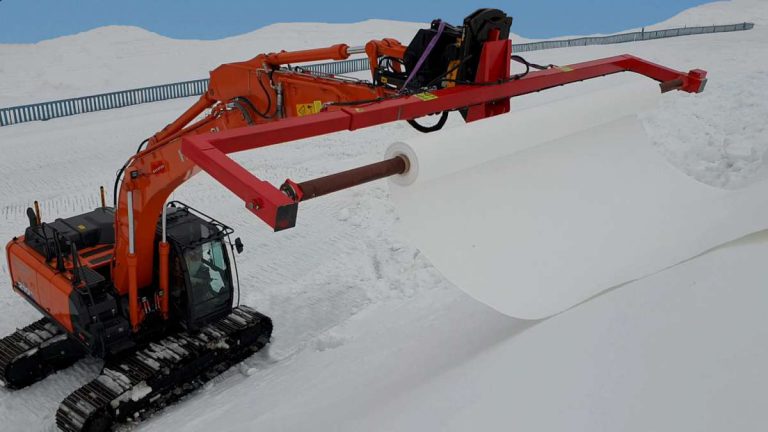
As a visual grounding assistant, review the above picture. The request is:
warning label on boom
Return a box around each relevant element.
[297,100,323,116]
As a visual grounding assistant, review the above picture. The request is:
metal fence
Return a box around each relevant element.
[0,79,209,126]
[0,22,754,127]
[299,57,371,75]
[512,22,755,52]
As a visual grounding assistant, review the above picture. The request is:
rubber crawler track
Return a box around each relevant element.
[0,318,85,389]
[56,306,272,432]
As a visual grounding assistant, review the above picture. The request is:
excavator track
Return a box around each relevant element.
[55,306,272,432]
[0,318,85,389]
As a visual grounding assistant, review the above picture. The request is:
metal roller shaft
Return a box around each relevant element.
[283,155,409,202]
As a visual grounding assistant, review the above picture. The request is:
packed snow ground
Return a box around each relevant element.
[0,0,766,430]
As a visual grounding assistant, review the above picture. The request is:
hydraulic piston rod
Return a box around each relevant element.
[281,155,409,202]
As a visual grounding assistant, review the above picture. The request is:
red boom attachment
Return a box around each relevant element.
[182,45,707,231]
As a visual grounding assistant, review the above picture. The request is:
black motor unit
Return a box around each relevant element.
[375,8,513,91]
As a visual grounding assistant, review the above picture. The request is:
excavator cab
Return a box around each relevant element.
[162,202,237,331]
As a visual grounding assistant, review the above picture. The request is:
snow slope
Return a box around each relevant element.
[0,21,424,107]
[521,0,768,188]
[144,232,768,432]
[0,0,766,430]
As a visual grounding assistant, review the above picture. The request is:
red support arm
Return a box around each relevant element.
[181,54,707,231]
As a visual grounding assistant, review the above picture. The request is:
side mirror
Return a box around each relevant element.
[234,237,244,254]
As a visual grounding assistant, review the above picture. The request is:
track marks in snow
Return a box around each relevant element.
[2,193,102,221]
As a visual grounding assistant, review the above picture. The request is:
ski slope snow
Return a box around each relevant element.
[0,0,767,431]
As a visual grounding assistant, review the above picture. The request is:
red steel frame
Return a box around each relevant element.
[182,53,707,231]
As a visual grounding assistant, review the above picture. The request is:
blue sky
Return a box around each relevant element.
[0,0,714,44]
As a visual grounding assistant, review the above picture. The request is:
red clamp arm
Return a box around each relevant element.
[182,54,706,231]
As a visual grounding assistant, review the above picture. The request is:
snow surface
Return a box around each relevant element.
[0,0,766,430]
[390,98,768,319]
[521,0,768,189]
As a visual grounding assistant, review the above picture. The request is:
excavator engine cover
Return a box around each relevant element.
[23,207,114,259]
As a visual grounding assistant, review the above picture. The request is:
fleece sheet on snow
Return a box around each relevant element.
[387,80,768,319]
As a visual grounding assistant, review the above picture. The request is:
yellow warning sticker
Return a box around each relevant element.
[296,100,323,116]
[413,92,438,101]
[558,66,574,72]
[77,224,87,231]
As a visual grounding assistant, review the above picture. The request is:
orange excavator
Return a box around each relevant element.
[2,9,706,431]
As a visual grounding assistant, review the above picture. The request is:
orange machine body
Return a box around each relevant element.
[5,11,707,339]
[6,237,114,335]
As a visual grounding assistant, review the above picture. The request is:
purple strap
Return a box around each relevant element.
[400,20,446,93]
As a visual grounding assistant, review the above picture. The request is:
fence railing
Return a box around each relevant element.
[0,79,210,127]
[512,22,754,52]
[0,22,754,127]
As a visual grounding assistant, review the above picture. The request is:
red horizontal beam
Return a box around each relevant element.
[182,54,706,231]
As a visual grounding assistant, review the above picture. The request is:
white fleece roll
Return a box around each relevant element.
[386,78,661,186]
[386,78,768,319]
